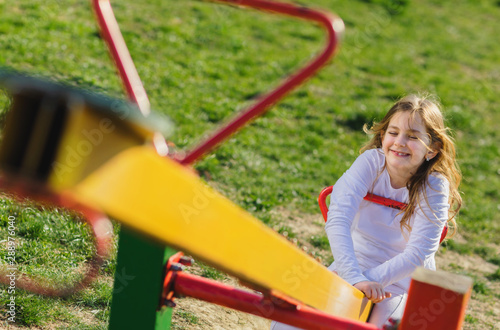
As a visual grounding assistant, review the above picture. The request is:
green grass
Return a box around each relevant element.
[197,261,226,281]
[487,268,500,281]
[464,314,479,325]
[473,279,492,295]
[309,235,330,250]
[0,196,117,328]
[175,310,199,325]
[1,0,500,328]
[275,226,297,239]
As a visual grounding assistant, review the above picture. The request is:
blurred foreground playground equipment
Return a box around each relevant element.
[0,0,472,329]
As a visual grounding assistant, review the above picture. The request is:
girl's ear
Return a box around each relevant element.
[427,149,438,160]
[427,142,441,160]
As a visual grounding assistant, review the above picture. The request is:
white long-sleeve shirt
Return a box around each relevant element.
[325,148,449,292]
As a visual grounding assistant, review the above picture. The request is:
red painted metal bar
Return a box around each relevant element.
[0,177,113,297]
[170,270,378,330]
[364,193,407,211]
[318,185,448,243]
[180,0,344,165]
[318,185,333,221]
[92,0,343,164]
[92,0,150,115]
[319,186,407,222]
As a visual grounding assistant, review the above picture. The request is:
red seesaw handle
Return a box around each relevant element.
[0,176,113,297]
[93,0,344,166]
[92,0,151,116]
[318,185,448,243]
[181,0,344,165]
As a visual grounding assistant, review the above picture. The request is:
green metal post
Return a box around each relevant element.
[109,227,175,329]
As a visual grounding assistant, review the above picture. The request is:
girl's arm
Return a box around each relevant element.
[325,150,381,285]
[363,175,449,287]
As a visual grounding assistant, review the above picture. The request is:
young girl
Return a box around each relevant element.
[271,94,461,329]
[325,94,462,327]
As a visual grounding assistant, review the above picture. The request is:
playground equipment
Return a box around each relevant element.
[317,186,449,244]
[0,0,472,329]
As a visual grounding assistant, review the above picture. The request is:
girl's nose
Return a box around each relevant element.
[395,135,407,147]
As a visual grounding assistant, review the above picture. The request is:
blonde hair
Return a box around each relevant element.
[361,94,462,237]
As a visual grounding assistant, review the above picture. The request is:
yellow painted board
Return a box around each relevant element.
[49,103,151,191]
[60,146,371,321]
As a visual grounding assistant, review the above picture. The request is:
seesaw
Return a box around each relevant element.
[0,1,472,329]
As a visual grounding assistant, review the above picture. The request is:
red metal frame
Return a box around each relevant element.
[180,0,344,165]
[92,0,344,166]
[318,185,333,221]
[0,176,113,297]
[318,186,407,221]
[318,185,448,243]
[162,253,379,330]
[92,0,151,115]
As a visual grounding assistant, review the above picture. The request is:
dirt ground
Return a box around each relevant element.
[172,209,500,329]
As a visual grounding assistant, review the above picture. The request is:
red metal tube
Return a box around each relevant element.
[318,185,333,222]
[319,186,408,223]
[92,0,343,164]
[364,193,407,211]
[173,271,378,330]
[318,186,447,243]
[180,0,344,165]
[0,177,113,297]
[92,0,151,115]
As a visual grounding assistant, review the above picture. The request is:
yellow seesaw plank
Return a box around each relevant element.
[0,73,370,322]
[56,145,371,321]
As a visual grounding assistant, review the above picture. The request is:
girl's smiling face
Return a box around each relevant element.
[381,111,436,188]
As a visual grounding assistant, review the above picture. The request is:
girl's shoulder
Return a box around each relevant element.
[359,147,384,159]
[347,149,385,181]
[427,172,450,194]
[358,148,385,166]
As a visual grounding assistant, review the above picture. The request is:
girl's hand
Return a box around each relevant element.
[353,281,392,303]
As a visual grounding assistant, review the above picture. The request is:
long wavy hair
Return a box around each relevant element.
[361,94,462,237]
